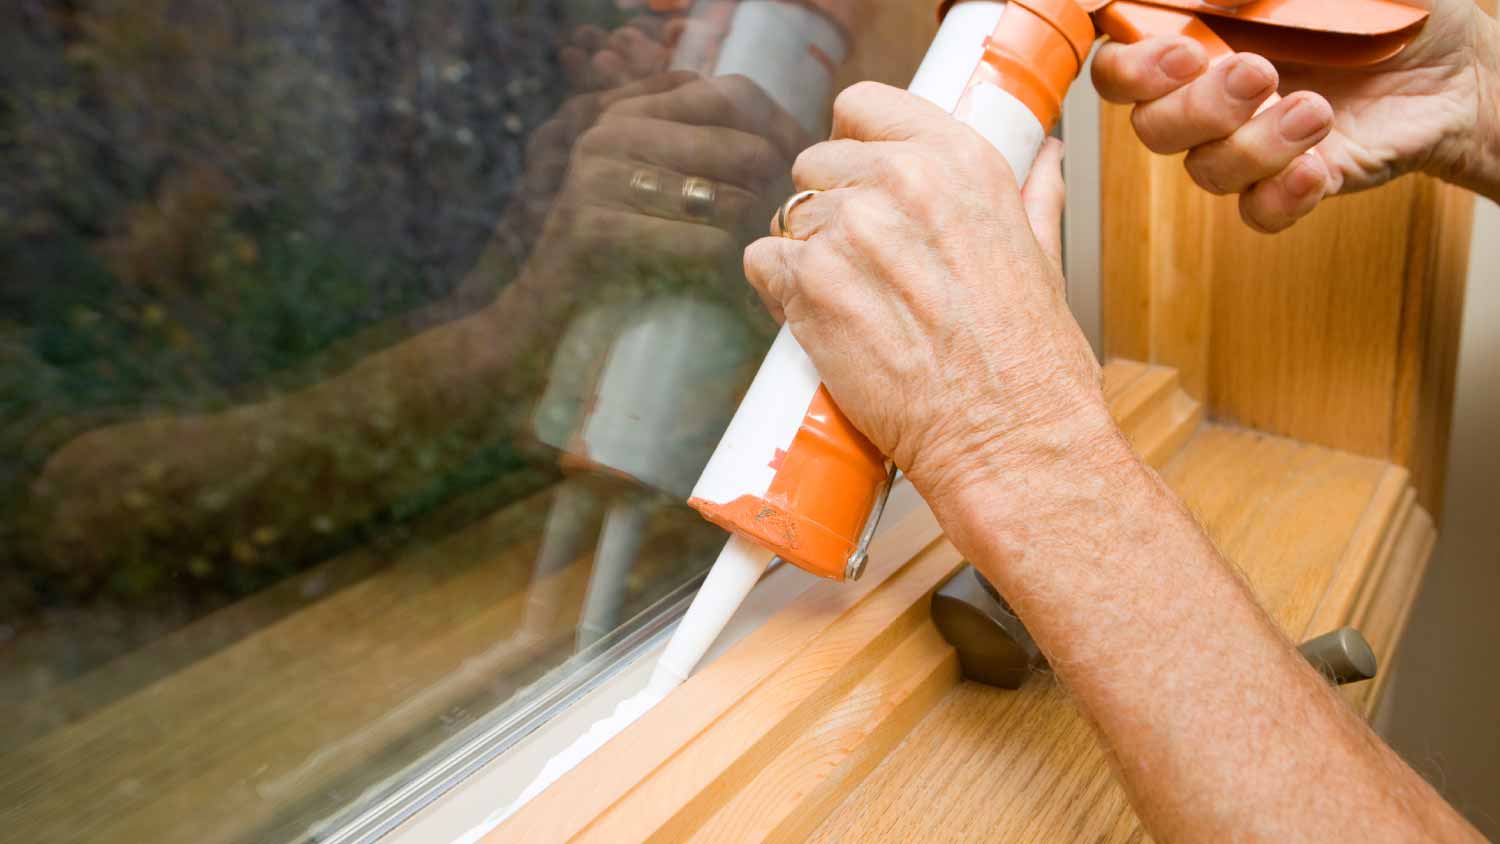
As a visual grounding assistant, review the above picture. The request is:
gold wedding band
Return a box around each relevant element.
[775,189,821,239]
[631,168,719,223]
[682,177,717,222]
[629,168,663,197]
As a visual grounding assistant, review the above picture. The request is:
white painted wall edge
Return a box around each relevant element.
[1062,47,1104,359]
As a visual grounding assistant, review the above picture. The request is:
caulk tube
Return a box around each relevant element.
[614,0,859,690]
[688,0,1094,581]
[524,1,850,648]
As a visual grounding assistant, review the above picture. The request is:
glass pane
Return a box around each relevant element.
[0,2,932,841]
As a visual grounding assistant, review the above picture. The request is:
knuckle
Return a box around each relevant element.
[792,144,826,186]
[879,151,928,195]
[575,123,612,155]
[739,137,781,185]
[1112,53,1152,96]
[837,195,890,251]
[833,81,881,120]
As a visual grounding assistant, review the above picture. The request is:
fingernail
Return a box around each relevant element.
[1286,155,1325,198]
[1160,43,1205,80]
[1225,56,1275,101]
[1278,97,1330,143]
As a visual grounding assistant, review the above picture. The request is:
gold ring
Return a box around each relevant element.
[630,168,664,198]
[682,177,717,221]
[775,189,821,239]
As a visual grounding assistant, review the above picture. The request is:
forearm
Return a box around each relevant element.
[31,271,565,570]
[922,420,1481,842]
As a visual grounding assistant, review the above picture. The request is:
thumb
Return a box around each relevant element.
[1020,137,1066,271]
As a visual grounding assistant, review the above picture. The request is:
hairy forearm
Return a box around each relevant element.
[922,419,1481,842]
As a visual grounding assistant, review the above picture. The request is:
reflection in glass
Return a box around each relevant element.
[0,1,858,841]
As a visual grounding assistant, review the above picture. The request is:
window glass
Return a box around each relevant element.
[0,1,931,841]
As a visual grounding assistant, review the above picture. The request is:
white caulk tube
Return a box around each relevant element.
[519,0,851,656]
[575,498,653,648]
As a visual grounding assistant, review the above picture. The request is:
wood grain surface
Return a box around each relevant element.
[807,422,1432,843]
[1100,103,1473,517]
[492,362,1227,844]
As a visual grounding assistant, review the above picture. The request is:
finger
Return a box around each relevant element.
[1130,52,1278,154]
[792,138,910,190]
[567,24,609,52]
[1183,92,1333,195]
[589,50,631,89]
[581,115,788,191]
[570,157,760,229]
[1020,138,1066,271]
[830,81,966,144]
[595,70,699,111]
[621,14,669,42]
[1238,151,1330,233]
[560,46,593,89]
[770,187,849,240]
[552,204,736,269]
[609,75,809,163]
[607,26,668,78]
[743,236,804,322]
[1092,37,1208,104]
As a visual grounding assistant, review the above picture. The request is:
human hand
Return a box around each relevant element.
[742,83,1115,506]
[531,72,809,280]
[1092,0,1500,231]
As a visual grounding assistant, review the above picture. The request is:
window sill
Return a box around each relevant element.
[468,360,1435,843]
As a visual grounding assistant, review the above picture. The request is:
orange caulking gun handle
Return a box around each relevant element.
[1094,1,1280,112]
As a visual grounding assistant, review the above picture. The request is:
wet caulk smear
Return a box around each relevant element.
[455,534,774,842]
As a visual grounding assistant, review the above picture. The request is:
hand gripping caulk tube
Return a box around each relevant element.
[684,0,1433,596]
[643,0,1088,717]
[685,0,1091,595]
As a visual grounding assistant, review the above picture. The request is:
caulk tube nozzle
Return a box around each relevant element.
[649,534,775,693]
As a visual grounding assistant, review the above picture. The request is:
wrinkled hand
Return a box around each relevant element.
[1092,0,1500,231]
[534,72,808,276]
[743,83,1113,505]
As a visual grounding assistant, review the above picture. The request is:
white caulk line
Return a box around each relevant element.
[455,534,775,843]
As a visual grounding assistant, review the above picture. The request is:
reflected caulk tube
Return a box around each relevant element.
[524,0,855,650]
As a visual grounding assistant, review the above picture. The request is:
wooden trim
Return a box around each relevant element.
[497,361,1438,843]
[799,417,1437,842]
[1100,102,1474,518]
[491,361,1203,842]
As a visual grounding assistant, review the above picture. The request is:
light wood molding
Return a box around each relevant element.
[494,361,1437,842]
[1100,105,1473,517]
[805,423,1436,842]
[491,361,1198,843]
